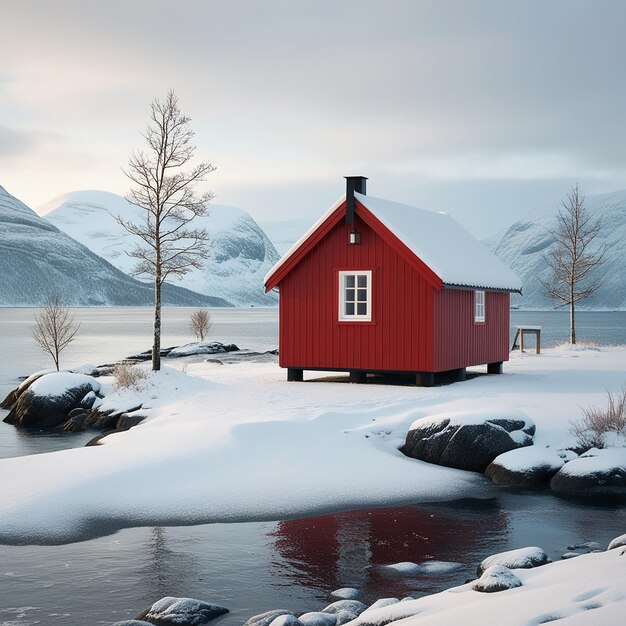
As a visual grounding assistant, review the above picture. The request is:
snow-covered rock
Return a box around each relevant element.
[3,372,101,428]
[477,546,550,576]
[269,615,304,626]
[472,565,523,593]
[567,541,602,552]
[41,190,280,306]
[561,552,581,559]
[0,185,221,306]
[485,445,564,487]
[364,598,400,612]
[168,341,240,358]
[608,533,626,550]
[298,612,337,626]
[135,596,228,626]
[111,621,154,626]
[244,610,294,626]
[329,588,360,601]
[550,447,626,496]
[381,560,461,577]
[492,188,626,310]
[321,600,367,617]
[403,409,535,472]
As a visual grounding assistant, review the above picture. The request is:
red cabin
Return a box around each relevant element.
[264,177,522,386]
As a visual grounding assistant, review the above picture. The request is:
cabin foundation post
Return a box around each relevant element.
[487,361,503,374]
[454,367,467,381]
[415,372,435,387]
[349,371,367,383]
[287,368,304,382]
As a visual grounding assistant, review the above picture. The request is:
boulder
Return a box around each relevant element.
[244,610,294,626]
[299,612,337,626]
[608,533,626,550]
[330,588,360,601]
[0,369,54,409]
[403,410,535,472]
[135,596,228,626]
[111,621,154,626]
[472,565,522,593]
[550,448,626,496]
[3,372,101,428]
[168,341,239,358]
[81,390,98,409]
[485,446,564,487]
[321,600,367,618]
[269,616,304,626]
[477,546,550,576]
[116,413,145,430]
[334,611,359,626]
[567,541,602,552]
[364,599,400,612]
[561,552,580,559]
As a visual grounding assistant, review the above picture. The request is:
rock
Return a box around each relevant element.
[330,588,360,600]
[0,369,54,409]
[334,611,359,626]
[608,533,626,550]
[168,341,240,358]
[85,430,117,446]
[269,616,304,626]
[566,541,602,552]
[116,413,146,430]
[3,373,101,428]
[472,565,522,593]
[550,448,626,496]
[403,409,535,472]
[364,598,400,611]
[561,552,580,559]
[111,621,154,626]
[70,363,100,376]
[477,546,550,576]
[244,610,294,626]
[135,596,228,626]
[485,446,564,487]
[61,418,85,432]
[380,561,421,576]
[299,612,337,626]
[81,390,98,408]
[321,600,367,617]
[68,407,87,419]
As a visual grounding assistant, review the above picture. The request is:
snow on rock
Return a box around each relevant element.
[550,447,626,496]
[321,600,367,617]
[403,409,535,472]
[269,615,304,626]
[298,612,337,626]
[567,541,602,552]
[608,534,626,550]
[3,372,101,428]
[561,552,581,559]
[168,341,240,358]
[135,596,228,626]
[363,598,400,611]
[329,588,360,601]
[348,548,626,626]
[244,610,294,626]
[472,565,523,593]
[485,445,564,487]
[477,546,550,576]
[381,560,462,577]
[111,621,154,626]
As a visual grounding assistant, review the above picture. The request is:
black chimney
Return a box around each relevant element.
[345,176,367,224]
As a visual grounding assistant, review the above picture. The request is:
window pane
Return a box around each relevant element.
[345,302,355,315]
[346,275,355,288]
[357,275,367,288]
[345,288,355,302]
[357,303,367,315]
[357,289,367,302]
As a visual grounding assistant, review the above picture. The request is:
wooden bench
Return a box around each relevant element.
[511,326,541,354]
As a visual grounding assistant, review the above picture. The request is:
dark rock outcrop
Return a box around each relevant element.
[135,596,228,626]
[403,412,535,472]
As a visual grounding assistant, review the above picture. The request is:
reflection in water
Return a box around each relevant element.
[269,499,508,601]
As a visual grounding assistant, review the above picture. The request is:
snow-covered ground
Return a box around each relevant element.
[0,346,624,545]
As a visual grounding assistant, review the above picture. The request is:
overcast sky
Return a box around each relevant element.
[2,0,626,237]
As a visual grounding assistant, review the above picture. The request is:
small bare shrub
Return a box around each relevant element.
[113,363,148,390]
[569,387,626,450]
[33,295,80,371]
[190,309,211,342]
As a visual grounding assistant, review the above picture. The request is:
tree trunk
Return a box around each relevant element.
[153,275,162,371]
[569,300,576,344]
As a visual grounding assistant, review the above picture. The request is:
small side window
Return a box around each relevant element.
[339,271,372,321]
[474,290,485,323]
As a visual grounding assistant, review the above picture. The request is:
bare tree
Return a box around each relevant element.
[117,90,216,370]
[190,309,211,342]
[32,296,80,371]
[540,185,605,344]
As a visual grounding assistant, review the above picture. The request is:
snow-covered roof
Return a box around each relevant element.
[265,193,522,292]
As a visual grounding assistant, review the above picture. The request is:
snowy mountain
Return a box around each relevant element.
[493,189,626,310]
[259,218,316,255]
[0,185,228,307]
[41,191,280,306]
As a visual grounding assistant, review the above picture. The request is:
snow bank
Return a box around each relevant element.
[0,347,625,544]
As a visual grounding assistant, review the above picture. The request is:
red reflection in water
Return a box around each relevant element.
[268,502,508,599]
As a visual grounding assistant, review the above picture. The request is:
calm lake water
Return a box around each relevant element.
[0,307,625,625]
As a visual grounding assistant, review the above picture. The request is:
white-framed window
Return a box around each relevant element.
[474,290,485,323]
[338,270,372,321]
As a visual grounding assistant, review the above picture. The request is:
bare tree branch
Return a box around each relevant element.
[32,296,80,371]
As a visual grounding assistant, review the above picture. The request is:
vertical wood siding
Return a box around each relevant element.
[278,214,436,372]
[433,289,510,371]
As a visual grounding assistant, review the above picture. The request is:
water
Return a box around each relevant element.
[0,308,625,625]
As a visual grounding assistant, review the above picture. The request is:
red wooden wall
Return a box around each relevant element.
[278,212,437,372]
[433,289,510,371]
